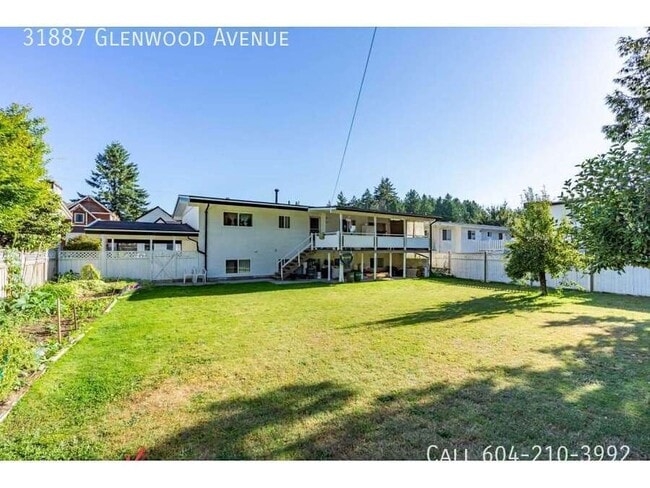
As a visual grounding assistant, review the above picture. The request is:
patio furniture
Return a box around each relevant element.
[183,268,207,284]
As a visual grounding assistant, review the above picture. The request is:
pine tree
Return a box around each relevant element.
[403,189,420,214]
[359,189,375,209]
[85,142,149,220]
[603,29,650,143]
[373,177,400,212]
[336,191,348,206]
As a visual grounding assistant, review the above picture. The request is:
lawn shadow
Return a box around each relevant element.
[146,313,649,459]
[147,381,356,460]
[350,291,558,329]
[128,280,332,301]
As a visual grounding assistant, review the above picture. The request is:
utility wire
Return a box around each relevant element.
[330,27,377,205]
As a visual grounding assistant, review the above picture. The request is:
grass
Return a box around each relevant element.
[0,278,648,460]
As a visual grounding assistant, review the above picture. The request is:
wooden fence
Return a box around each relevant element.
[0,250,57,298]
[433,251,650,297]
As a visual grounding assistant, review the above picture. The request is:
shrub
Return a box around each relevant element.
[63,236,101,251]
[80,264,101,281]
[0,326,36,401]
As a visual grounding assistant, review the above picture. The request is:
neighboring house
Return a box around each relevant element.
[84,221,199,252]
[550,201,569,222]
[432,222,511,253]
[47,180,73,221]
[67,196,119,235]
[136,206,176,224]
[173,195,438,281]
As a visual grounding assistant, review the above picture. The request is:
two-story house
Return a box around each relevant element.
[173,195,438,281]
[67,196,120,235]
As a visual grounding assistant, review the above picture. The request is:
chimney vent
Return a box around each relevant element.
[274,189,279,204]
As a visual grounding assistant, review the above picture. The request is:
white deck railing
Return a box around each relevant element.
[310,232,431,251]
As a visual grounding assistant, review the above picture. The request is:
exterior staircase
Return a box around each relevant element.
[276,234,315,280]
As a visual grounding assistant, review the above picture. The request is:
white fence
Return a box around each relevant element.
[0,250,57,298]
[433,252,650,297]
[58,250,201,281]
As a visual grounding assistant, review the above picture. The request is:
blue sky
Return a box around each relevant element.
[0,27,643,211]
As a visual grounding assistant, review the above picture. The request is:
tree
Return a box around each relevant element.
[373,177,400,212]
[359,189,375,209]
[563,128,650,272]
[479,202,515,227]
[0,103,69,250]
[403,189,420,214]
[505,196,583,295]
[85,142,149,220]
[336,191,348,206]
[603,29,650,143]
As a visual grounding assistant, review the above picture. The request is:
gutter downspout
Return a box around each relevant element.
[204,204,211,271]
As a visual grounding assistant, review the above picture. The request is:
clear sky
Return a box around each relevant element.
[0,27,643,212]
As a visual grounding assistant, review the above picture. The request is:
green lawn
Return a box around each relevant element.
[0,278,648,460]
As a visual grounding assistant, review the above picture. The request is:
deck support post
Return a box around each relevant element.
[360,253,364,281]
[403,252,406,278]
[328,252,331,281]
[339,258,344,283]
[373,251,377,280]
[389,252,392,277]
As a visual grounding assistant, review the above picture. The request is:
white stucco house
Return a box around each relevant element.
[172,195,441,281]
[431,222,512,253]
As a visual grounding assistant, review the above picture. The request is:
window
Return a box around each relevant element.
[442,229,451,241]
[224,212,238,226]
[226,259,251,274]
[486,231,492,238]
[467,230,476,240]
[498,232,504,240]
[223,212,253,227]
[226,260,238,273]
[279,216,291,229]
[74,212,85,224]
[238,259,251,273]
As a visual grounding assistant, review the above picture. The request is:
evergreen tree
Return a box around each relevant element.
[373,177,400,212]
[348,195,360,207]
[603,29,650,143]
[336,191,348,206]
[359,189,375,209]
[85,142,149,220]
[403,189,420,214]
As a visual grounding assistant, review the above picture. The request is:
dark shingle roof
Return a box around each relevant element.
[84,221,198,236]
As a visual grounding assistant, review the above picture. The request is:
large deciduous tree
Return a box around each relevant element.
[603,28,650,143]
[505,194,583,295]
[0,103,69,250]
[564,128,650,272]
[85,142,149,221]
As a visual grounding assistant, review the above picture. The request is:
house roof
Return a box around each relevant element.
[434,222,509,231]
[68,195,113,213]
[135,206,175,222]
[174,195,441,221]
[84,220,198,236]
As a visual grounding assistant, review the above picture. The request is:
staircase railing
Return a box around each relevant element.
[278,234,313,280]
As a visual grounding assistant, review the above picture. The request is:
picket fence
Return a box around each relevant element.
[432,251,650,297]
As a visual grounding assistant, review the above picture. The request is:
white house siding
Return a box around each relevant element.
[432,223,510,253]
[196,203,311,278]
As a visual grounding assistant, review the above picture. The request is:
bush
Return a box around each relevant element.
[63,236,101,251]
[0,326,36,401]
[80,264,101,281]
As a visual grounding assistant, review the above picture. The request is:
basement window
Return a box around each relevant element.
[226,259,251,274]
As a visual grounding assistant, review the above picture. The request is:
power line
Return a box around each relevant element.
[330,27,377,205]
